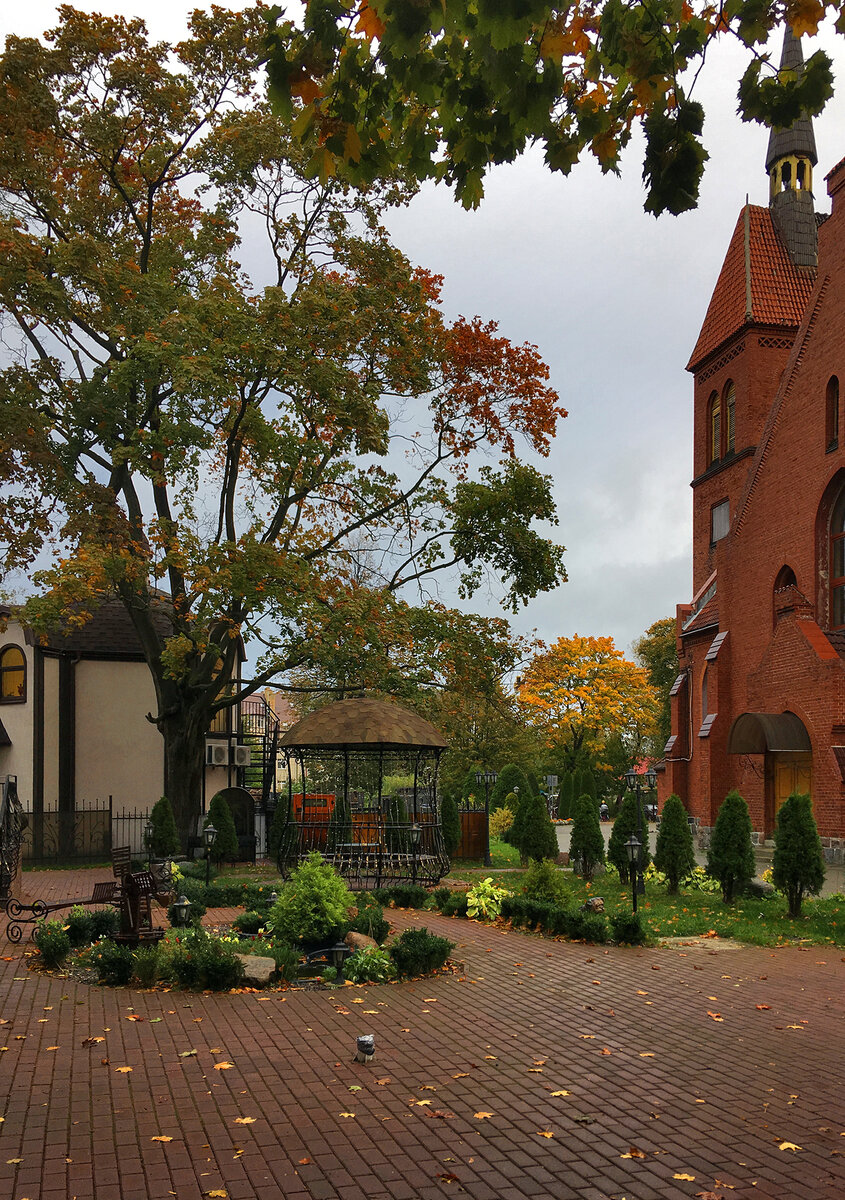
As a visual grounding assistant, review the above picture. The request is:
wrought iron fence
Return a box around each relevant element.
[276,812,449,888]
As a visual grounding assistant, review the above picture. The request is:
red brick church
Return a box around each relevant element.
[661,28,845,860]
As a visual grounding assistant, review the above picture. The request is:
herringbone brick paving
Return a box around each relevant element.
[0,870,843,1199]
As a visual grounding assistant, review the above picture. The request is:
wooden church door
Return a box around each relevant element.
[766,753,812,837]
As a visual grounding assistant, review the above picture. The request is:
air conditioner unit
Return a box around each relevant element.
[206,742,230,767]
[233,745,252,767]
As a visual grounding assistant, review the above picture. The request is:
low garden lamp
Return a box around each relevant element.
[625,835,642,914]
[269,891,278,906]
[172,895,192,928]
[203,823,217,887]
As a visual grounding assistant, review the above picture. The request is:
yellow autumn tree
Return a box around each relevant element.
[516,634,659,765]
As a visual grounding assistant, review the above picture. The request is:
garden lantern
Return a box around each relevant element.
[269,891,278,905]
[475,770,498,868]
[144,819,154,866]
[645,768,657,789]
[172,895,192,927]
[203,823,217,886]
[625,835,642,914]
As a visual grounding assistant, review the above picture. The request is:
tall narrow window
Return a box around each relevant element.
[724,381,736,454]
[831,490,845,628]
[826,376,839,452]
[708,392,721,464]
[0,646,25,702]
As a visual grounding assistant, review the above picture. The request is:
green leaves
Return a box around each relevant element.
[738,48,834,127]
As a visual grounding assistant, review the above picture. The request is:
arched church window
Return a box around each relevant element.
[724,381,736,454]
[826,376,839,452]
[831,491,845,629]
[708,392,721,464]
[0,645,26,702]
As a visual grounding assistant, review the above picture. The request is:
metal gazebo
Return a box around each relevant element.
[276,698,450,888]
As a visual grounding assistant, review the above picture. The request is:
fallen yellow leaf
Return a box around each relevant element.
[233,1117,256,1125]
[639,1052,655,1058]
[339,1112,356,1118]
[452,1072,469,1078]
[620,1146,647,1159]
[550,1090,570,1097]
[473,1112,494,1120]
[115,1066,132,1073]
[205,1192,227,1198]
[673,1173,695,1181]
[214,1062,234,1070]
[151,1136,173,1143]
[778,1141,802,1151]
[536,1130,555,1138]
[6,1158,22,1164]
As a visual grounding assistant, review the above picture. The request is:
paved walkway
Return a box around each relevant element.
[1,871,844,1200]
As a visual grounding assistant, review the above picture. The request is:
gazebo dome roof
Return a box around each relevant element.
[280,698,448,751]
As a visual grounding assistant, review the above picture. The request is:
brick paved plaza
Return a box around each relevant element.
[1,871,843,1200]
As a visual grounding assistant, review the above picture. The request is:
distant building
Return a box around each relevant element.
[662,28,845,860]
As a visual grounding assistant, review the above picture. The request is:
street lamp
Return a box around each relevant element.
[623,768,651,896]
[475,770,498,868]
[203,823,217,887]
[409,821,422,885]
[625,835,642,913]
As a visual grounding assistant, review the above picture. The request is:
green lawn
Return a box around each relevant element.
[442,862,845,948]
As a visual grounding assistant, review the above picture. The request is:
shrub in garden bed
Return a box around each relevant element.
[566,911,608,943]
[466,877,509,919]
[169,929,245,990]
[33,920,70,967]
[266,852,354,946]
[389,927,454,977]
[441,891,468,918]
[90,939,134,985]
[350,901,389,944]
[65,905,95,947]
[521,859,569,906]
[232,910,267,935]
[345,945,397,984]
[132,945,160,987]
[431,886,452,911]
[250,938,301,982]
[91,907,121,939]
[610,910,648,945]
[371,884,429,909]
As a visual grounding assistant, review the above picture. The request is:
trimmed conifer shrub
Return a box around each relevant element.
[607,792,652,884]
[654,793,696,893]
[147,795,181,857]
[489,764,533,812]
[509,787,558,863]
[569,793,605,881]
[268,794,299,865]
[707,790,755,903]
[440,792,461,857]
[204,792,239,863]
[557,772,573,820]
[772,792,825,918]
[327,789,352,851]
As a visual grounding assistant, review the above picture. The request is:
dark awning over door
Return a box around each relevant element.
[727,712,811,754]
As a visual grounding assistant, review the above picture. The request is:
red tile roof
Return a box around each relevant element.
[687,205,816,370]
[681,596,719,637]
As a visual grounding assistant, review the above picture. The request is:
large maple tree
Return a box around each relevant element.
[0,6,566,840]
[267,0,838,215]
[516,634,658,766]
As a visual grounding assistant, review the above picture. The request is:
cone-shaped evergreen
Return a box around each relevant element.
[147,795,181,858]
[582,770,597,801]
[461,768,481,804]
[707,790,755,903]
[557,772,573,820]
[489,764,533,811]
[509,787,558,863]
[440,792,462,858]
[654,793,695,893]
[772,792,825,917]
[607,791,652,883]
[268,793,298,866]
[328,788,352,851]
[569,793,605,881]
[204,792,239,863]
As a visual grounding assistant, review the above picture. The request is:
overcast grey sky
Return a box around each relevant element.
[4,4,845,661]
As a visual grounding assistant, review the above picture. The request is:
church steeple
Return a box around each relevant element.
[765,26,818,268]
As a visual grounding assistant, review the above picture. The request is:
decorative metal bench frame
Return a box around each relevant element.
[5,880,119,943]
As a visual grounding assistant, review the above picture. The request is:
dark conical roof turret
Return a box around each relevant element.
[766,26,818,269]
[765,27,818,172]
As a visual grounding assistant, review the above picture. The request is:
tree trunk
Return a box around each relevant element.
[160,710,208,849]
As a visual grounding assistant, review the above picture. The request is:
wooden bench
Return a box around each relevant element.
[4,879,119,943]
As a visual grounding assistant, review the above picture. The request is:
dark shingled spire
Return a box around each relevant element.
[765,27,818,173]
[766,26,818,269]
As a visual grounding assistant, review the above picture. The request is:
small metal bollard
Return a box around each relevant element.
[355,1034,375,1063]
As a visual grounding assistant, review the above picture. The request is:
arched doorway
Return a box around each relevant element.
[727,711,812,838]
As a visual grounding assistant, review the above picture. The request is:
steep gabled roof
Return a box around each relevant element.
[687,205,816,370]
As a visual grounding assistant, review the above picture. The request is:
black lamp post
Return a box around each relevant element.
[475,769,498,868]
[203,823,217,887]
[409,821,421,885]
[623,767,656,896]
[625,834,642,913]
[144,819,154,869]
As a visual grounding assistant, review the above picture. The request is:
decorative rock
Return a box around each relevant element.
[580,897,605,914]
[345,930,378,952]
[235,954,277,985]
